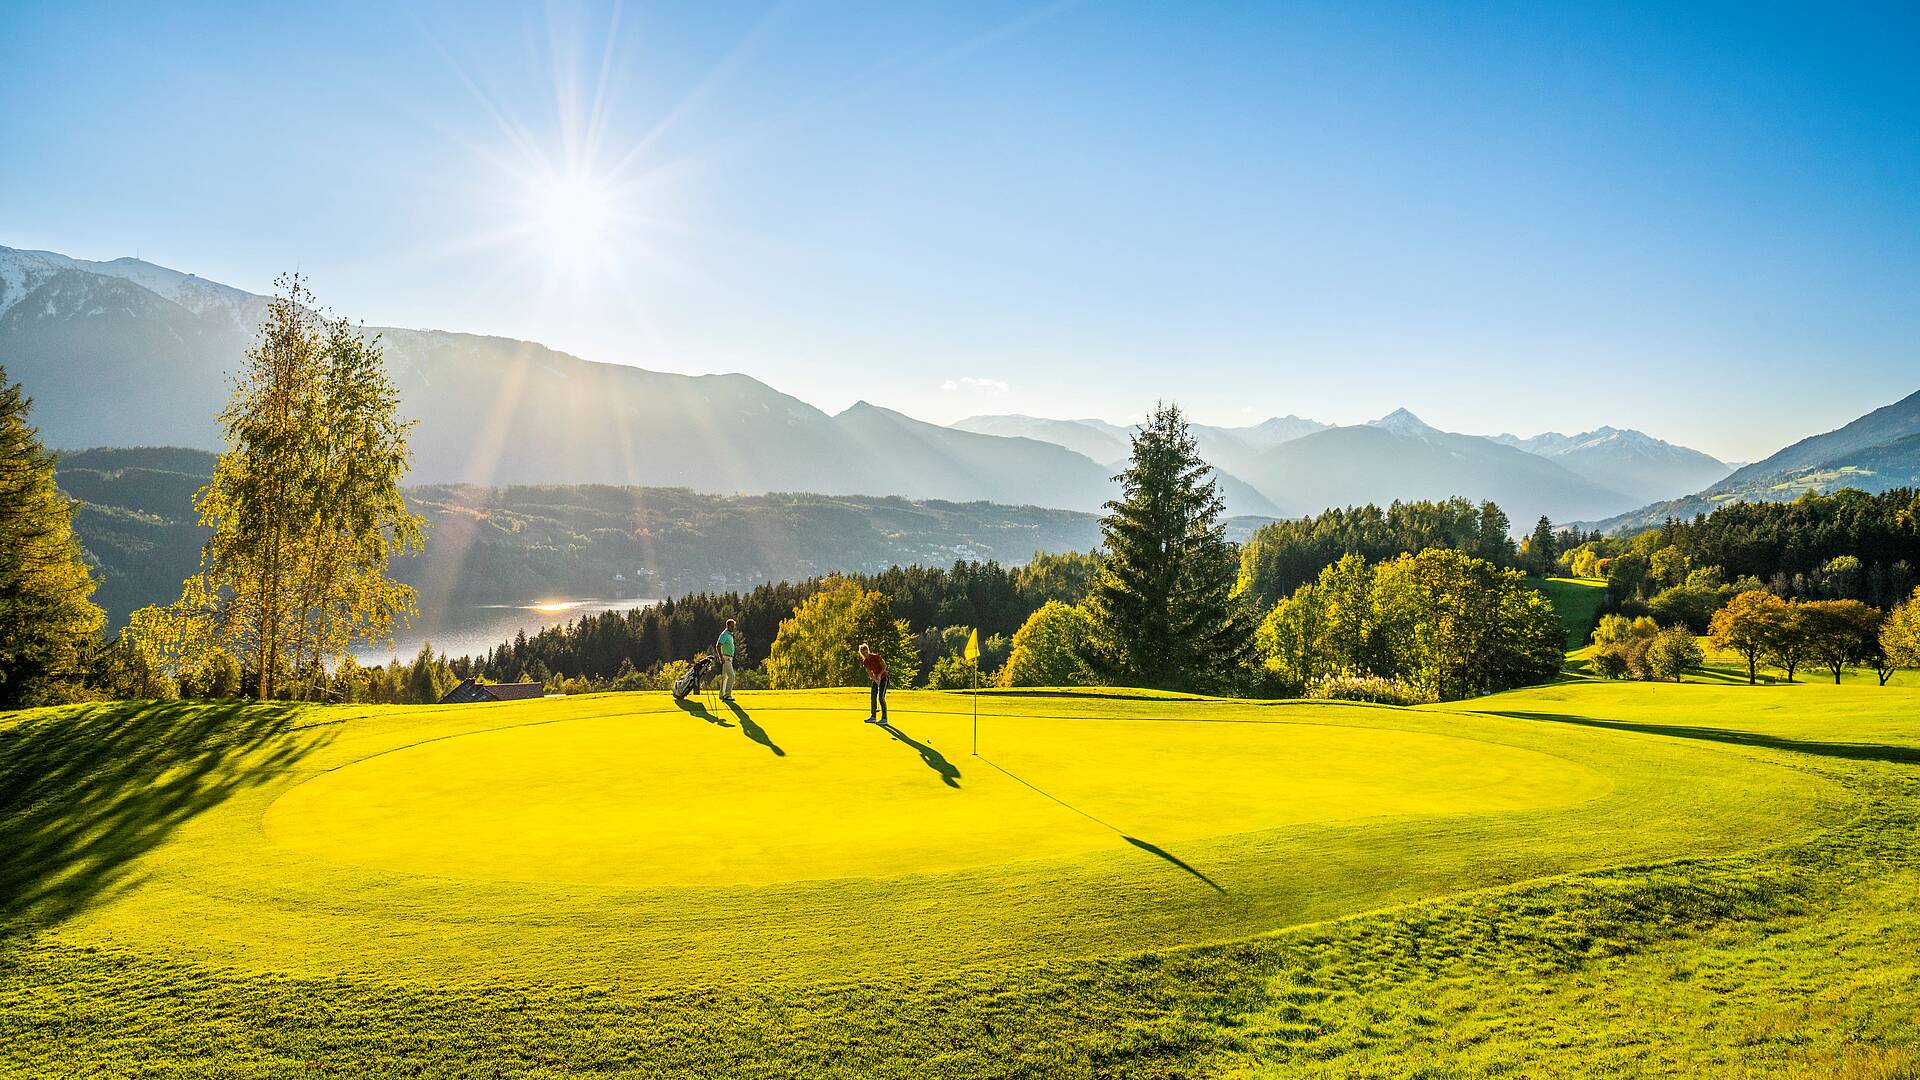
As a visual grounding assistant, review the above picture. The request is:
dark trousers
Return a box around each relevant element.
[870,674,888,719]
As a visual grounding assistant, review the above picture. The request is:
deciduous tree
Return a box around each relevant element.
[1000,601,1096,687]
[1879,587,1920,684]
[1708,589,1788,684]
[1798,598,1883,684]
[1645,626,1703,681]
[767,576,917,689]
[129,276,423,698]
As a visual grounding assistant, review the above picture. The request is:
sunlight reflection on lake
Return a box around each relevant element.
[353,598,662,665]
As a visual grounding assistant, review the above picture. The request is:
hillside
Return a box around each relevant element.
[1,246,1144,514]
[1585,388,1920,533]
[54,447,1131,625]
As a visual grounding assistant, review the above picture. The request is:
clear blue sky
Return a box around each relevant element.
[4,1,1915,461]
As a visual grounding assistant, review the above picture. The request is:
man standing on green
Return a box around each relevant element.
[859,642,888,725]
[715,619,738,702]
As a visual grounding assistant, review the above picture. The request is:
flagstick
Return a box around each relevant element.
[972,659,979,756]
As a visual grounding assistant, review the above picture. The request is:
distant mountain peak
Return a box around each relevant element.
[1367,408,1439,437]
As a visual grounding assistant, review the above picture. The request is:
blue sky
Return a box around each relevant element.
[4,1,1915,461]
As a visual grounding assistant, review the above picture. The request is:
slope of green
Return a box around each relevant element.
[3,682,1916,1076]
[1530,575,1608,650]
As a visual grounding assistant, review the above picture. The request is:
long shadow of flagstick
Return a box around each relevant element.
[880,723,962,788]
[976,757,1227,895]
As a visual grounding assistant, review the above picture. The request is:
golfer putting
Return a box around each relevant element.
[858,643,889,725]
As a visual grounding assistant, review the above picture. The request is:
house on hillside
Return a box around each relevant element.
[438,679,548,705]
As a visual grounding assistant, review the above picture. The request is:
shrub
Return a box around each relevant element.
[925,653,982,690]
[1308,675,1438,706]
[1588,647,1630,680]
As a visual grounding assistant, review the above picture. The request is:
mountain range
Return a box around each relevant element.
[17,242,1910,534]
[954,407,1733,523]
[1582,388,1920,534]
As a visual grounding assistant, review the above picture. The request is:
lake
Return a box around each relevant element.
[353,597,663,665]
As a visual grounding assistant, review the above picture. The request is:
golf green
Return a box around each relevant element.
[10,689,1841,988]
[264,705,1610,887]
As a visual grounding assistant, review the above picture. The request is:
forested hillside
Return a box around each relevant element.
[55,447,1178,625]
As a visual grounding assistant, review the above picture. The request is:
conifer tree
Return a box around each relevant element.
[1525,515,1559,577]
[1082,403,1254,692]
[0,367,105,708]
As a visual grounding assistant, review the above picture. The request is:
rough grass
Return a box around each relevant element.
[2,682,1916,1076]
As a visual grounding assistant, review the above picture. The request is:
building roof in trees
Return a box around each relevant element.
[439,679,547,704]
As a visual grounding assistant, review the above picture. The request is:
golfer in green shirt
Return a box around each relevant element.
[715,619,738,702]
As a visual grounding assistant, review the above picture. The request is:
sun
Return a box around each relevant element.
[523,169,615,267]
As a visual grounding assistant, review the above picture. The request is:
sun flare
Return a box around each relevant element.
[523,170,615,266]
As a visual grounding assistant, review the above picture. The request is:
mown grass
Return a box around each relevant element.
[1,682,1916,1076]
[1530,575,1610,651]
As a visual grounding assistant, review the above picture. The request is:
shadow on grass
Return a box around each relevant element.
[1485,710,1920,765]
[978,757,1226,894]
[675,698,732,727]
[0,699,319,935]
[724,700,784,757]
[1122,835,1227,894]
[880,722,961,788]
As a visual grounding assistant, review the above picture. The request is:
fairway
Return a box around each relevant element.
[6,682,1916,1076]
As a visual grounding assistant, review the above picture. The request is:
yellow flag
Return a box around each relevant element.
[963,627,980,663]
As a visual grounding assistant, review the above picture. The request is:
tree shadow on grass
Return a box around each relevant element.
[724,700,784,757]
[880,723,961,788]
[0,699,321,936]
[1484,710,1920,765]
[675,698,732,727]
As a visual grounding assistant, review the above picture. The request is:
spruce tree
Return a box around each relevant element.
[0,367,105,708]
[1526,515,1558,577]
[1082,403,1254,692]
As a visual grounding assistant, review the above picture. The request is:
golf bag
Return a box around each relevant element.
[672,654,714,701]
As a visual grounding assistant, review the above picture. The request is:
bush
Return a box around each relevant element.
[1589,647,1630,680]
[925,653,982,690]
[1308,675,1438,706]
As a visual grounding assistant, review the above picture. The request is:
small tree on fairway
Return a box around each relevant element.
[1798,599,1883,684]
[1762,602,1809,683]
[1645,626,1703,682]
[1709,589,1788,684]
[1081,403,1255,693]
[0,367,105,708]
[1880,587,1920,684]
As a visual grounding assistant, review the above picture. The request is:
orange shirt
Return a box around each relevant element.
[862,652,887,680]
